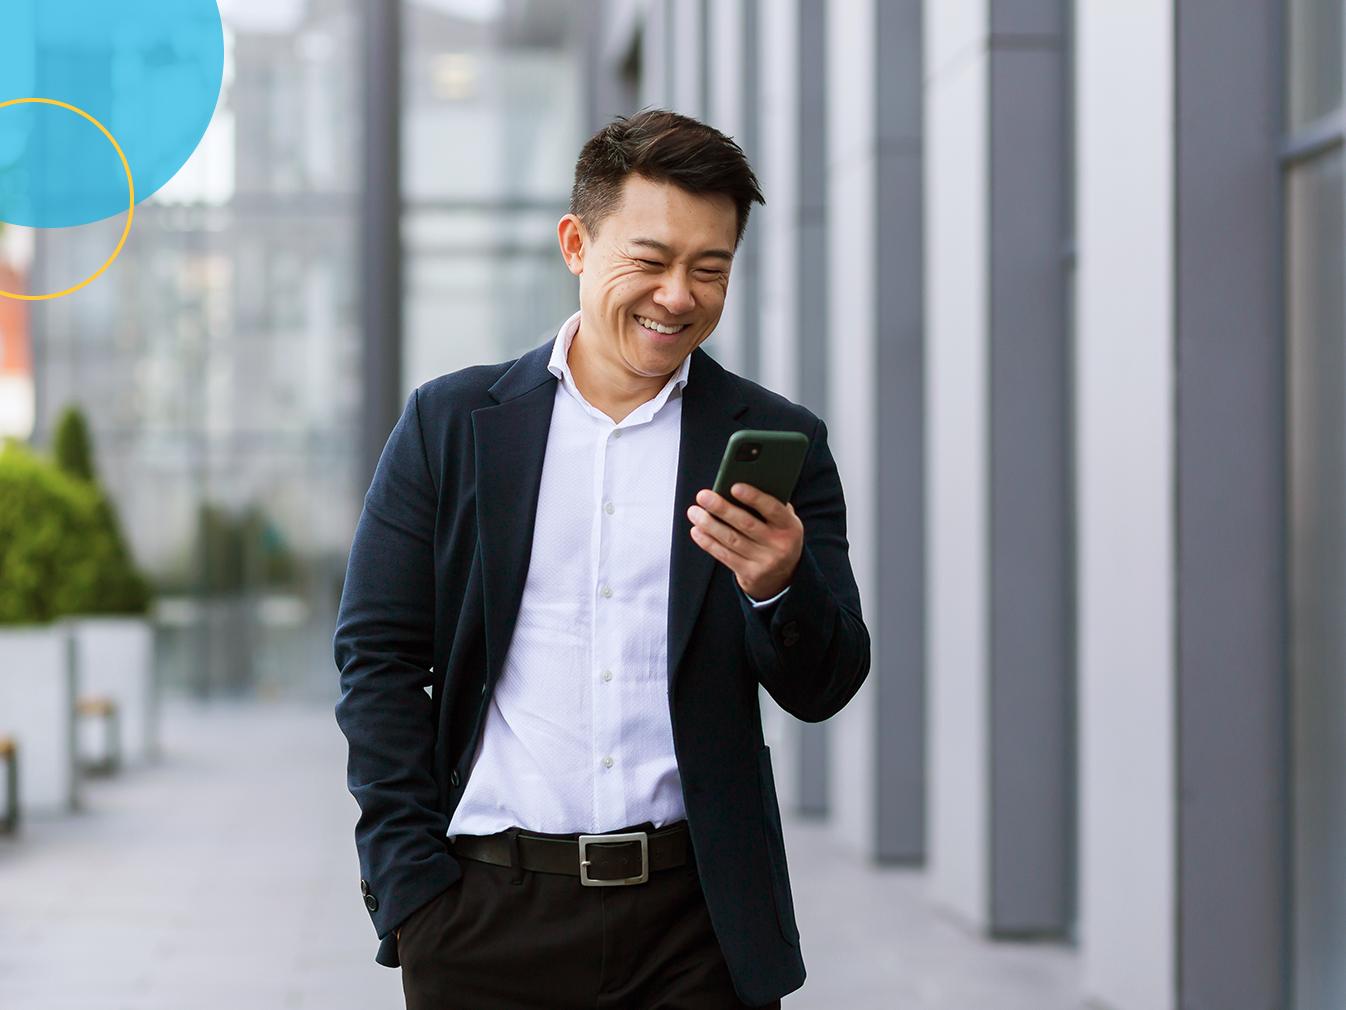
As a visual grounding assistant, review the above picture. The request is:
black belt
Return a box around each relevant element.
[449,821,689,886]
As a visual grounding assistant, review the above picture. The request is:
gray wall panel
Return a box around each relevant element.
[360,0,403,482]
[874,0,925,862]
[986,10,1071,934]
[1174,0,1288,1006]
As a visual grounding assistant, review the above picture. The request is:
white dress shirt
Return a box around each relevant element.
[447,311,785,837]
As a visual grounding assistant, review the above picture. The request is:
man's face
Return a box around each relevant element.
[559,174,737,384]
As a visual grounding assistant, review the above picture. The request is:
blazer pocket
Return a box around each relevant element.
[756,745,802,946]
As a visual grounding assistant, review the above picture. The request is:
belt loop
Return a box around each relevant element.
[505,827,525,885]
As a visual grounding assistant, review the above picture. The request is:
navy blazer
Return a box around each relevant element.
[334,332,871,1006]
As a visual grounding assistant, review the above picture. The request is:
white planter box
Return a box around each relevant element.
[71,617,156,766]
[0,625,78,815]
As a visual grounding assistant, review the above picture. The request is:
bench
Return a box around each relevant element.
[75,696,121,777]
[0,735,17,834]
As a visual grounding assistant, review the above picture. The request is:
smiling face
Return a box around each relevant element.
[557,173,737,402]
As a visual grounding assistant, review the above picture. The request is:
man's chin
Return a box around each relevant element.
[622,346,690,379]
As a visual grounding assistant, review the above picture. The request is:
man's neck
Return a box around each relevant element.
[567,322,678,424]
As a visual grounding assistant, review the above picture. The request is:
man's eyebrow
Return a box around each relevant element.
[628,237,734,263]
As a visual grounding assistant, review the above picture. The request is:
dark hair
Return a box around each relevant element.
[569,108,765,249]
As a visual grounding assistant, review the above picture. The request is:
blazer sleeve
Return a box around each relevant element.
[737,417,871,722]
[333,388,461,956]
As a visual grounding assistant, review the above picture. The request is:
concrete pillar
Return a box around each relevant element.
[923,0,991,926]
[1073,2,1176,1006]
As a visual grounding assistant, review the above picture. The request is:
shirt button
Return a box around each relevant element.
[602,756,614,769]
[601,585,613,599]
[612,430,622,439]
[601,669,613,682]
[604,502,615,515]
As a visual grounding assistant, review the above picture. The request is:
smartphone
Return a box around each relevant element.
[712,429,810,521]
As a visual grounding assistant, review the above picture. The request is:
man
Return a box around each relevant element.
[335,109,870,1009]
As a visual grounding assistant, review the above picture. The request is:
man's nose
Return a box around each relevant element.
[652,274,695,315]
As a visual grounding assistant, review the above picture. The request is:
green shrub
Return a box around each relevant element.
[49,406,152,616]
[52,406,97,482]
[80,491,152,615]
[0,444,151,625]
[0,445,104,624]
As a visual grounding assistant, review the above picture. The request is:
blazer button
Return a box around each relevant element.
[450,770,460,788]
[360,878,370,897]
[781,620,801,647]
[364,893,379,913]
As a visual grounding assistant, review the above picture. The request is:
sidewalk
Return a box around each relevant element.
[0,700,1085,1010]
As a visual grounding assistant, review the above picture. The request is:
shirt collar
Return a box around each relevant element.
[547,310,693,413]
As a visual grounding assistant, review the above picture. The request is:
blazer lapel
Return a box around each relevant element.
[666,348,748,696]
[472,335,747,698]
[473,338,559,690]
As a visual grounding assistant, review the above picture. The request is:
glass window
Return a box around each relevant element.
[400,0,585,390]
[1287,0,1343,129]
[1286,148,1346,1010]
[29,1,365,699]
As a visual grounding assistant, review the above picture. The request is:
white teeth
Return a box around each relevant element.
[635,315,687,335]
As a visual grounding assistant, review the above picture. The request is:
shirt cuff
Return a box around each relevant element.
[744,585,789,609]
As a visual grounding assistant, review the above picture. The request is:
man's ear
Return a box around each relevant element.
[557,214,587,277]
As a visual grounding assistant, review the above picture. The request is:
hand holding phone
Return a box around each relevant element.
[687,429,810,601]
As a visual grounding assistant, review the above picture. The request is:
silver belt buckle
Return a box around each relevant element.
[578,831,649,886]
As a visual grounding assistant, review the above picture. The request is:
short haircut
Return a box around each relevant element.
[569,108,765,249]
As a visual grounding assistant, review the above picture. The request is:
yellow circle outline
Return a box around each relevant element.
[0,97,136,302]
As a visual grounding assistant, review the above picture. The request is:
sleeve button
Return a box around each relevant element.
[364,893,379,912]
[450,770,460,788]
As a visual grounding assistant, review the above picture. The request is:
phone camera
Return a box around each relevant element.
[735,443,761,462]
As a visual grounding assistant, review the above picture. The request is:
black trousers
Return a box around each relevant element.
[397,833,782,1010]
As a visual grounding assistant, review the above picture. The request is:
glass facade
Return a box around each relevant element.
[29,0,364,700]
[401,0,584,389]
[1286,8,1346,1001]
[12,0,588,701]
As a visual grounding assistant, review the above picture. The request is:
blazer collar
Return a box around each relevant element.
[486,332,558,403]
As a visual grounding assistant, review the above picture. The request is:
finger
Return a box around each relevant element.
[729,482,788,524]
[689,524,751,568]
[695,488,768,538]
[688,503,761,558]
[689,503,775,557]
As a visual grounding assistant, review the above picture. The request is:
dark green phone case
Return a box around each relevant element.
[712,429,811,518]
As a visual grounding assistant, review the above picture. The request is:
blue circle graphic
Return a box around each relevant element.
[0,0,224,228]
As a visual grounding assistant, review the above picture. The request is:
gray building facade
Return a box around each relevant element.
[586,2,1333,1009]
